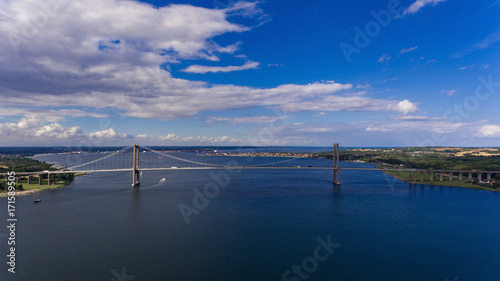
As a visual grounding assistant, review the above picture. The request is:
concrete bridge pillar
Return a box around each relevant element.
[332,143,340,185]
[132,144,141,187]
[420,171,424,182]
[487,173,491,182]
[468,172,473,181]
[440,172,443,181]
[28,176,32,184]
[449,172,453,181]
[47,173,50,186]
[478,171,482,182]
[430,172,434,182]
[459,172,463,181]
[38,175,42,185]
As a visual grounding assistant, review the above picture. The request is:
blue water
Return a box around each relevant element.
[1,153,499,280]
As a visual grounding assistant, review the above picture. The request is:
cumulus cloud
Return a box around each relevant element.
[181,60,259,74]
[402,0,447,16]
[159,134,179,141]
[0,0,419,123]
[0,116,85,145]
[393,100,418,114]
[478,124,500,137]
[89,128,132,140]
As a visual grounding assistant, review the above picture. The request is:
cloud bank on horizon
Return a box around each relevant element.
[0,0,498,147]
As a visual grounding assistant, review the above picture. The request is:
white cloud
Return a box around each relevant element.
[0,116,85,145]
[0,107,107,122]
[469,28,500,51]
[366,127,393,132]
[356,84,371,89]
[490,0,500,8]
[400,46,418,54]
[478,124,500,137]
[454,29,500,58]
[314,112,326,117]
[207,115,293,124]
[441,89,456,96]
[390,115,444,121]
[181,60,259,74]
[0,0,419,124]
[402,0,447,16]
[377,54,391,64]
[89,128,132,140]
[377,77,398,83]
[459,65,476,70]
[159,134,179,141]
[277,97,418,114]
[393,100,418,114]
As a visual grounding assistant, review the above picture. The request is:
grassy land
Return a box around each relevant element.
[0,179,71,197]
[380,168,499,192]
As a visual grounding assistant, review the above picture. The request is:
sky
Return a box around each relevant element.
[0,0,499,147]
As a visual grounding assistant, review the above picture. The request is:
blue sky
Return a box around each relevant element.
[0,0,499,146]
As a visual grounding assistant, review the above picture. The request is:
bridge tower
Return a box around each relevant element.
[333,143,340,185]
[132,144,140,187]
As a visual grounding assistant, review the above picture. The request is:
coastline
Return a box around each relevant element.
[0,181,72,197]
[379,168,499,192]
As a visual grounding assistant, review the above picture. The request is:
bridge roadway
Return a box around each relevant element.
[2,166,499,176]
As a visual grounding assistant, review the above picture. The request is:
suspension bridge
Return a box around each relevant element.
[1,143,499,187]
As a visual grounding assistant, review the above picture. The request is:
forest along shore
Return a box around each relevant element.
[0,153,77,197]
[315,147,500,191]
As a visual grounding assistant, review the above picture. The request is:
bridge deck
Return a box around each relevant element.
[2,167,499,176]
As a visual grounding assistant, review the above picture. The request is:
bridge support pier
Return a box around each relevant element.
[332,143,340,185]
[459,172,463,181]
[39,174,42,185]
[28,176,32,184]
[420,171,424,182]
[468,172,473,181]
[449,172,453,181]
[487,173,491,182]
[478,171,482,182]
[440,172,443,181]
[132,144,140,187]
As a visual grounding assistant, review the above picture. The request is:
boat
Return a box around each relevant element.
[34,193,41,203]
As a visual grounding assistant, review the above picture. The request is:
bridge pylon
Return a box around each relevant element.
[333,143,340,185]
[132,144,140,187]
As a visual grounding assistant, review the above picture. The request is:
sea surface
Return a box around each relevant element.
[1,152,499,281]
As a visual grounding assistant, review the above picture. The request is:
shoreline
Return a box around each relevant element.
[0,182,72,197]
[380,169,499,192]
